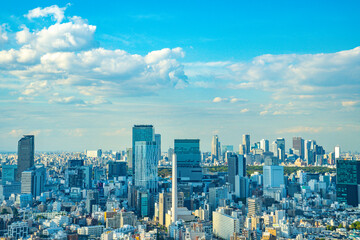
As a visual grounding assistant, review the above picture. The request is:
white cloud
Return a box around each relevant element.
[187,47,360,103]
[0,6,187,103]
[22,81,50,96]
[16,25,32,44]
[25,5,68,23]
[213,97,223,103]
[240,108,249,113]
[212,97,246,103]
[49,96,86,105]
[342,100,358,107]
[34,19,97,52]
[0,24,9,45]
[8,129,24,137]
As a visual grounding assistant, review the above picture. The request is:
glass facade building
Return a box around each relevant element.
[132,125,154,175]
[134,141,158,193]
[174,139,202,181]
[336,159,360,207]
[17,135,34,181]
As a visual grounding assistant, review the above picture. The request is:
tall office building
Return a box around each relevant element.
[247,197,262,217]
[21,165,46,197]
[209,186,228,212]
[260,139,269,152]
[211,135,220,160]
[242,134,250,154]
[239,144,246,155]
[335,146,341,159]
[17,135,34,181]
[174,139,202,182]
[336,159,360,207]
[126,148,132,169]
[134,141,158,193]
[132,125,154,174]
[227,153,246,192]
[292,137,304,158]
[155,134,161,162]
[2,165,17,183]
[276,138,285,161]
[263,158,285,199]
[107,161,127,179]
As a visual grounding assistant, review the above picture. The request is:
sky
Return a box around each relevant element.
[0,0,359,152]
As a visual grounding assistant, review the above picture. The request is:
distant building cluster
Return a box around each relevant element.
[0,128,359,239]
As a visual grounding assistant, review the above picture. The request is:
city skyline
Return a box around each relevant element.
[1,1,360,152]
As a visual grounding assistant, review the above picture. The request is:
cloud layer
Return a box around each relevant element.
[0,5,187,104]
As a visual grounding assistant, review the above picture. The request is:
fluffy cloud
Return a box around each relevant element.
[25,5,68,23]
[0,24,8,45]
[0,5,187,103]
[16,25,32,44]
[187,47,360,103]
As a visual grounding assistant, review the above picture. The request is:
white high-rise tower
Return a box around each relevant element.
[172,154,177,223]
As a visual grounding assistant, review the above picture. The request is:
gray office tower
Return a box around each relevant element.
[132,125,155,178]
[174,139,202,182]
[293,137,304,159]
[227,153,246,192]
[242,134,250,154]
[17,135,34,181]
[21,165,46,197]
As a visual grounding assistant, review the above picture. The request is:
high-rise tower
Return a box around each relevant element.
[17,135,34,181]
[132,125,155,180]
[174,139,202,182]
[242,134,250,154]
[293,137,304,159]
[172,154,177,223]
[211,135,220,160]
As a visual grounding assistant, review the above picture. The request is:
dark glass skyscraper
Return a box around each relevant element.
[227,153,246,192]
[132,125,154,176]
[336,159,360,207]
[17,135,34,181]
[174,139,202,181]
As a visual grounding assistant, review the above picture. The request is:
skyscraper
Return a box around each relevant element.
[21,165,45,197]
[174,139,202,182]
[336,159,360,207]
[239,144,246,155]
[292,137,304,158]
[155,134,161,162]
[242,134,250,154]
[132,125,155,179]
[263,157,285,199]
[211,135,220,160]
[335,145,341,159]
[134,141,158,193]
[227,153,246,192]
[260,139,269,152]
[17,135,34,181]
[276,138,285,161]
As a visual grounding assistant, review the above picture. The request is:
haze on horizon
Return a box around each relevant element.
[0,1,359,152]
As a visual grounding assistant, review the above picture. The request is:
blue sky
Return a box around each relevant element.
[0,1,359,152]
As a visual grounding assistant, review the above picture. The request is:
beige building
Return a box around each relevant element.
[158,192,184,226]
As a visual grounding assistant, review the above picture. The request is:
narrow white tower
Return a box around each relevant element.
[172,153,177,223]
